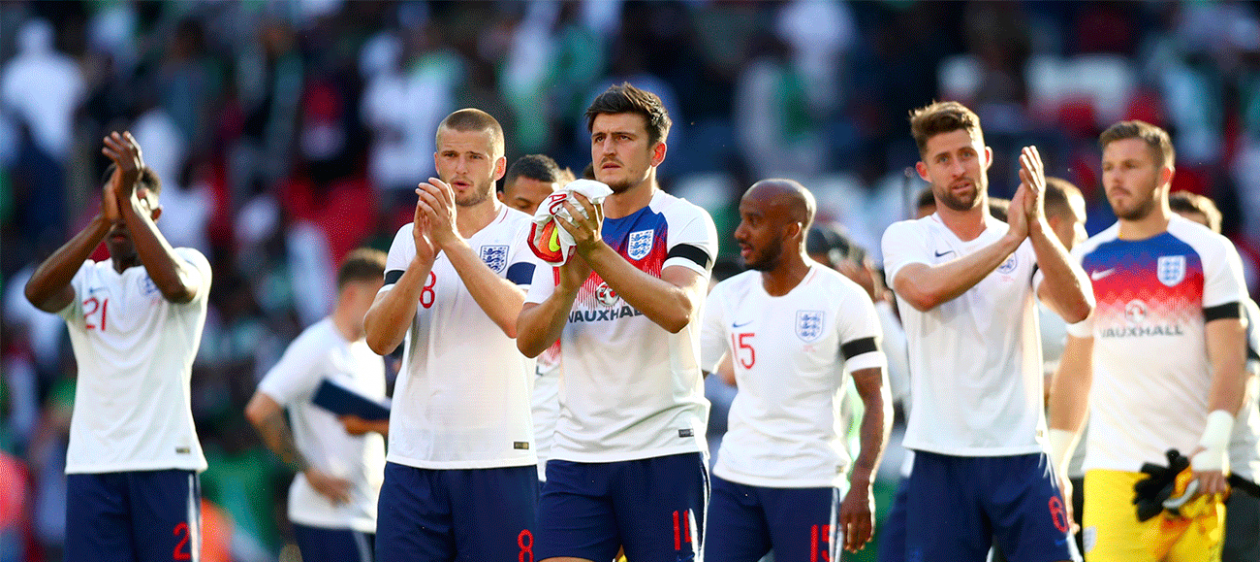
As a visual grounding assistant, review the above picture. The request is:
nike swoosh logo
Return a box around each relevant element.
[1091,268,1116,281]
[732,320,753,328]
[934,250,954,257]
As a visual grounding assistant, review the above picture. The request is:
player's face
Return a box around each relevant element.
[917,129,991,212]
[499,177,559,213]
[1050,193,1088,251]
[590,113,663,194]
[105,187,160,263]
[1102,138,1167,222]
[435,127,506,207]
[734,198,786,272]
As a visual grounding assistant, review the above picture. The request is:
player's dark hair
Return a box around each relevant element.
[585,82,672,146]
[1044,177,1082,222]
[102,164,163,197]
[1169,191,1222,234]
[909,101,983,157]
[337,248,388,290]
[1099,120,1175,169]
[505,154,563,188]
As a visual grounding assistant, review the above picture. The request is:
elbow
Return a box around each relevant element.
[1062,301,1093,325]
[23,282,42,309]
[899,290,940,312]
[500,319,519,340]
[243,399,267,427]
[516,335,544,359]
[160,286,195,304]
[661,311,691,334]
[366,334,395,356]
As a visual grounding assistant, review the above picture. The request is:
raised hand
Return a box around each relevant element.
[101,131,144,200]
[416,178,461,249]
[1006,182,1031,241]
[411,189,437,266]
[555,192,604,255]
[1017,146,1046,224]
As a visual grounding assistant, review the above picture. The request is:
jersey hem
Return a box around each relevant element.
[289,513,377,534]
[548,443,706,464]
[714,465,845,489]
[904,442,1045,457]
[66,460,208,474]
[385,454,538,470]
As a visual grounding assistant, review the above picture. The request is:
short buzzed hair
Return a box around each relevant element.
[585,82,672,146]
[337,248,387,290]
[103,164,163,198]
[505,154,563,188]
[1044,176,1083,222]
[1099,120,1175,169]
[1169,191,1222,233]
[909,101,983,157]
[437,108,505,158]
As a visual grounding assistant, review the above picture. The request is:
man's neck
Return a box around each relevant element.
[935,198,988,242]
[762,253,811,297]
[455,198,502,239]
[1118,201,1173,241]
[330,306,363,342]
[111,256,140,274]
[604,173,657,219]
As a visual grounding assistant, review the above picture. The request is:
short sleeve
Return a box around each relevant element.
[56,261,94,324]
[380,224,416,293]
[881,221,931,288]
[699,282,729,372]
[1202,237,1247,310]
[662,205,718,276]
[174,247,213,303]
[836,283,887,373]
[257,329,327,407]
[506,220,542,287]
[1066,314,1094,338]
[524,262,557,305]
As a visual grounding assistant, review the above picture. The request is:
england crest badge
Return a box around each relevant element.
[796,310,825,342]
[628,230,654,260]
[1157,255,1185,287]
[480,245,509,273]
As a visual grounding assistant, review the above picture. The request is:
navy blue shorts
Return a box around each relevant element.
[292,524,374,562]
[905,451,1079,562]
[65,470,201,562]
[536,452,709,561]
[877,476,912,562]
[705,474,840,562]
[374,462,537,562]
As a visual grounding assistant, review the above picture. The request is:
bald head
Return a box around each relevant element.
[743,179,816,231]
[736,179,817,272]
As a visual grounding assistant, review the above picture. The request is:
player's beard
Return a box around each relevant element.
[455,179,493,207]
[744,241,784,272]
[1109,183,1159,222]
[935,179,983,212]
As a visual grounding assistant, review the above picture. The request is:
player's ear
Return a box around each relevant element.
[915,161,930,182]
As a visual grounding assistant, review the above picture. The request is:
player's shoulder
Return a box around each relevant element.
[287,317,340,352]
[1167,215,1238,261]
[882,216,933,242]
[172,246,212,271]
[711,270,760,297]
[809,265,872,303]
[650,191,713,223]
[1075,222,1122,257]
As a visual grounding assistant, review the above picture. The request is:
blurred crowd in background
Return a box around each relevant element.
[3,1,1260,560]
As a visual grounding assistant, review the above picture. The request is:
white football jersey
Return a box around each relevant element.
[531,342,561,481]
[383,205,541,469]
[59,248,211,473]
[882,213,1046,456]
[1067,216,1249,472]
[257,318,386,532]
[525,191,717,462]
[1233,299,1260,481]
[700,266,887,488]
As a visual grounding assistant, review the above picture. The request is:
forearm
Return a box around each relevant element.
[364,259,430,354]
[1206,318,1247,415]
[25,214,111,311]
[584,243,698,333]
[122,196,199,303]
[442,239,526,338]
[517,295,575,357]
[1048,336,1093,434]
[1029,220,1092,323]
[851,368,892,480]
[894,233,1024,311]
[251,409,309,472]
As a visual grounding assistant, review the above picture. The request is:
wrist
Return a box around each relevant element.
[1192,410,1235,471]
